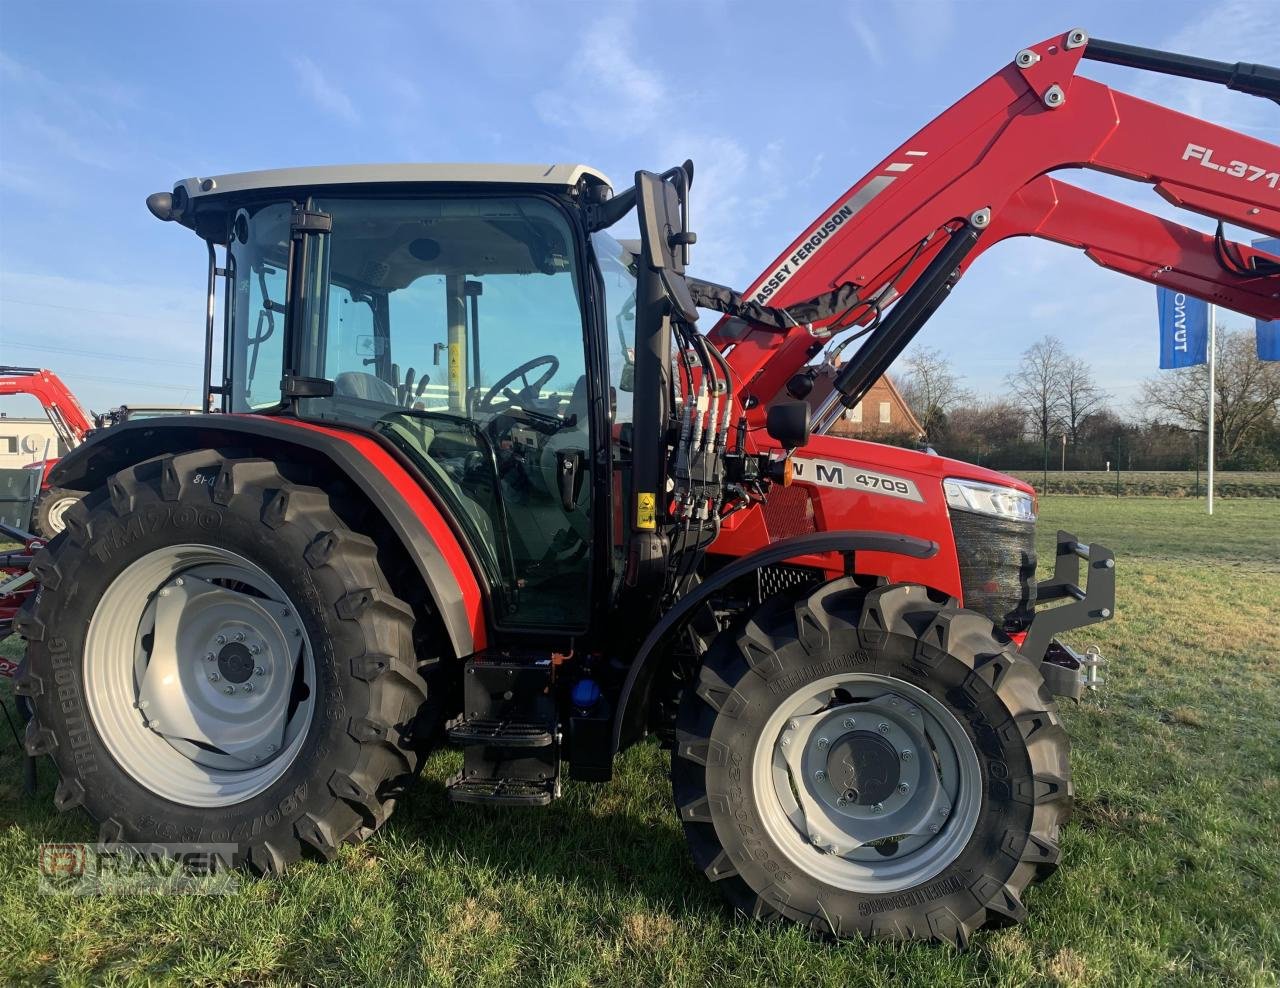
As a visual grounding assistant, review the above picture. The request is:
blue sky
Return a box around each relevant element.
[1,0,1276,419]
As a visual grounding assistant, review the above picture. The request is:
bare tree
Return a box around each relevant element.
[1141,328,1280,459]
[897,346,973,439]
[1060,356,1108,445]
[1005,336,1068,473]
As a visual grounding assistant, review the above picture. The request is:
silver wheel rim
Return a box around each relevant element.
[84,544,316,807]
[751,672,982,893]
[44,495,78,533]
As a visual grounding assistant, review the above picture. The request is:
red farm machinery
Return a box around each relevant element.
[10,30,1279,944]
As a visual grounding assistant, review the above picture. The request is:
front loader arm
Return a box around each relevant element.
[714,29,1280,413]
[990,176,1280,321]
[0,366,94,449]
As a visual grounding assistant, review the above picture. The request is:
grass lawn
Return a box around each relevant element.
[1,497,1277,986]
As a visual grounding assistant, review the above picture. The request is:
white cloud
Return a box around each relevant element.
[533,15,665,138]
[846,12,884,66]
[292,56,359,124]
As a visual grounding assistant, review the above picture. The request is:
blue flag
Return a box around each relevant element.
[1157,286,1208,368]
[1254,237,1280,362]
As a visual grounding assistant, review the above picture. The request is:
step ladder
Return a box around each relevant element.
[446,656,559,807]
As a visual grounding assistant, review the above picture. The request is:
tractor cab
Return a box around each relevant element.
[147,163,707,636]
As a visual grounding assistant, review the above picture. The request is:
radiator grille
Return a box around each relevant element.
[760,485,816,539]
[950,510,1037,631]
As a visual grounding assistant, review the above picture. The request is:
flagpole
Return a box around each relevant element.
[1207,304,1216,516]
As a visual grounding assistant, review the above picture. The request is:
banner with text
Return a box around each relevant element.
[1254,237,1279,362]
[1156,286,1208,368]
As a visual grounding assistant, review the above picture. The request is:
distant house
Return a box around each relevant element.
[0,416,65,469]
[808,370,924,441]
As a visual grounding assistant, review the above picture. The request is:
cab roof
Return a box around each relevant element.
[173,163,613,202]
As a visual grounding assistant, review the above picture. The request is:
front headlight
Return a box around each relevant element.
[943,477,1036,523]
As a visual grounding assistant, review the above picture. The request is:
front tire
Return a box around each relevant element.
[32,486,83,537]
[17,451,432,873]
[673,580,1070,946]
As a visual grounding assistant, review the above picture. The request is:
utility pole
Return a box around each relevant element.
[1207,305,1216,516]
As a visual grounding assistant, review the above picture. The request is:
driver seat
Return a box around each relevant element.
[334,371,399,405]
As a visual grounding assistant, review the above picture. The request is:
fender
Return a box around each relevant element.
[48,414,487,657]
[612,530,938,752]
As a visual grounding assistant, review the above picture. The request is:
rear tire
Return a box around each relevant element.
[32,487,83,538]
[672,580,1070,946]
[17,451,432,873]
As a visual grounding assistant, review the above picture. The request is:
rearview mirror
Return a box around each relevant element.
[635,170,698,324]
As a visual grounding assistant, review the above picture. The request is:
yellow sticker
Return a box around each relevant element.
[448,341,463,383]
[636,492,657,531]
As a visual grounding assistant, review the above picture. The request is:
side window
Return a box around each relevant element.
[593,233,636,428]
[325,285,376,390]
[387,276,449,409]
[229,203,291,410]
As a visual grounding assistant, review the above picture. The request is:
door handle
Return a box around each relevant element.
[556,450,585,512]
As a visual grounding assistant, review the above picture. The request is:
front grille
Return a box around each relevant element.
[950,511,1037,631]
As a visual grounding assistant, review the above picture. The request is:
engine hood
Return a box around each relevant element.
[793,434,1035,495]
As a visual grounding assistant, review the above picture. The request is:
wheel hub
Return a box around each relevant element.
[216,642,256,683]
[828,732,899,806]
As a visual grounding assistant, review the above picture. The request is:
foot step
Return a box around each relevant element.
[446,717,554,748]
[446,772,557,807]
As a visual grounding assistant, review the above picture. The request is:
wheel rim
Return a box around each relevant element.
[44,495,78,533]
[751,672,982,893]
[84,544,316,807]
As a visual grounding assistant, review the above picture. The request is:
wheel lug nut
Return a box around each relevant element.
[938,807,948,817]
[873,802,884,813]
[158,588,170,597]
[929,824,940,833]
[266,744,277,753]
[250,644,261,655]
[205,652,215,662]
[209,672,220,682]
[788,719,799,731]
[836,797,847,806]
[814,770,827,781]
[235,632,246,642]
[842,718,855,728]
[223,685,235,695]
[901,749,912,761]
[216,635,226,645]
[816,737,829,749]
[243,682,254,693]
[174,578,184,587]
[780,736,791,747]
[809,832,821,844]
[898,782,910,794]
[877,723,890,734]
[281,609,290,618]
[255,666,266,676]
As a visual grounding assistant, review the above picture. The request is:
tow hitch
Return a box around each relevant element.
[1021,530,1115,700]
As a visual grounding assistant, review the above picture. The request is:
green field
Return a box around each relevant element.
[2,497,1278,986]
[1010,470,1280,499]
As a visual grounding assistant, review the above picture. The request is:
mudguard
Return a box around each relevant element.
[612,530,938,752]
[47,414,487,657]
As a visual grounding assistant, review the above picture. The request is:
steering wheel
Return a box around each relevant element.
[479,354,559,413]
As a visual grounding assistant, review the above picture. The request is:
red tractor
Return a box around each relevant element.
[15,31,1278,944]
[0,366,95,537]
